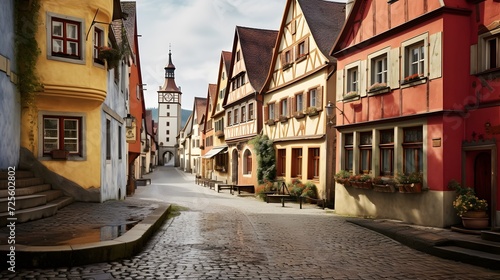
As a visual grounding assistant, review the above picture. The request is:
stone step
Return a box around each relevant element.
[435,245,500,269]
[51,196,74,210]
[0,170,34,180]
[0,203,58,227]
[451,239,500,254]
[482,231,500,243]
[0,177,44,189]
[37,189,64,202]
[0,194,47,211]
[0,184,52,198]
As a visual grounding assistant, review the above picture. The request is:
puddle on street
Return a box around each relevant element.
[0,221,139,246]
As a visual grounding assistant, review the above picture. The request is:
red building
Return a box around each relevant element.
[331,0,500,227]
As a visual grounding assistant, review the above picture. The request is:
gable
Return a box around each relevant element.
[333,0,444,53]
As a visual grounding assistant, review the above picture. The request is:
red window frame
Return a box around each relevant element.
[51,17,81,59]
[43,115,82,156]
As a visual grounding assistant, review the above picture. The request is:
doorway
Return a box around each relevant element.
[232,149,239,184]
[474,152,492,215]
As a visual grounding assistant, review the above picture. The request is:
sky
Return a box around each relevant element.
[134,0,346,111]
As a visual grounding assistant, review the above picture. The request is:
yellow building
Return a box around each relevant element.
[21,0,126,201]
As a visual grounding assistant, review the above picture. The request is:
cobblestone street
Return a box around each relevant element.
[2,166,500,279]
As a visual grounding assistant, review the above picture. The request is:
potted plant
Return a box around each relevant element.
[293,111,305,119]
[279,115,288,123]
[288,179,305,199]
[301,181,318,203]
[343,91,360,101]
[335,170,351,186]
[98,46,121,69]
[448,180,489,229]
[372,176,396,193]
[367,82,389,94]
[267,119,276,126]
[396,172,423,193]
[306,106,318,116]
[352,174,372,189]
[402,73,422,83]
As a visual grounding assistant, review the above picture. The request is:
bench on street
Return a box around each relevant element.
[208,180,223,190]
[235,185,254,195]
[266,194,291,207]
[217,184,234,194]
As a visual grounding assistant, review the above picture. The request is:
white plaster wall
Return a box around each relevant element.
[101,62,127,201]
[0,0,20,169]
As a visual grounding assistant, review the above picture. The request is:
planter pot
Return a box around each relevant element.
[463,210,488,218]
[50,149,69,160]
[398,183,422,193]
[373,184,396,193]
[352,181,372,189]
[461,216,489,229]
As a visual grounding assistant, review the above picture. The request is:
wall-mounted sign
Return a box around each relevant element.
[126,123,136,143]
[432,138,441,147]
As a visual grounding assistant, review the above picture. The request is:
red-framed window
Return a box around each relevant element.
[277,149,286,177]
[43,116,82,156]
[379,129,394,176]
[308,148,320,180]
[93,28,104,64]
[51,17,81,59]
[291,148,302,177]
[244,149,252,175]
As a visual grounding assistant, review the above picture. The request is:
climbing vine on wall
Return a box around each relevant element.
[249,134,276,184]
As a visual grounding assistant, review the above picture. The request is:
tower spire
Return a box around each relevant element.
[160,47,180,92]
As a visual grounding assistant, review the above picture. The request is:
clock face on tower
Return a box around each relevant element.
[159,92,173,102]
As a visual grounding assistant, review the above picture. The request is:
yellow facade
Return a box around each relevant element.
[20,0,113,189]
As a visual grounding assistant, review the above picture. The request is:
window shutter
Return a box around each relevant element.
[359,60,367,97]
[389,48,400,89]
[429,32,442,80]
[470,44,478,75]
[288,97,293,117]
[274,104,279,120]
[336,69,344,101]
[264,105,268,121]
[280,52,285,68]
[304,37,309,54]
[291,20,296,35]
[316,86,323,109]
[293,95,297,113]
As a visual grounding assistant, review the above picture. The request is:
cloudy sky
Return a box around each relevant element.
[135,0,345,110]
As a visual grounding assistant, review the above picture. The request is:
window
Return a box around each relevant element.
[308,148,320,180]
[347,67,358,93]
[241,105,246,122]
[291,148,302,177]
[215,153,228,172]
[296,39,309,59]
[280,99,288,116]
[167,121,170,126]
[93,28,104,64]
[166,137,170,142]
[379,129,394,176]
[406,42,425,77]
[236,50,241,62]
[227,111,232,126]
[359,132,372,174]
[277,149,286,176]
[485,35,499,70]
[166,130,170,135]
[50,17,81,59]
[269,103,275,120]
[106,119,111,160]
[295,93,303,112]
[281,49,293,68]
[244,149,252,175]
[403,126,423,174]
[43,116,82,156]
[285,50,292,64]
[372,55,387,84]
[118,126,122,160]
[248,103,254,120]
[308,88,317,107]
[344,133,353,172]
[234,108,239,124]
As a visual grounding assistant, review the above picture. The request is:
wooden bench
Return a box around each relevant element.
[266,194,291,207]
[217,184,234,194]
[235,185,255,194]
[207,180,223,190]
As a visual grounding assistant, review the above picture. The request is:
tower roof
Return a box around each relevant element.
[160,50,181,93]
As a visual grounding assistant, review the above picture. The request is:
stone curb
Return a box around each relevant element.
[0,203,171,269]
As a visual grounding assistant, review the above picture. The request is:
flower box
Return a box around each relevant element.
[98,47,121,69]
[215,130,224,138]
[50,149,69,160]
[279,115,288,123]
[267,119,276,126]
[306,107,318,116]
[373,183,396,193]
[343,91,360,101]
[293,111,305,119]
[397,183,422,193]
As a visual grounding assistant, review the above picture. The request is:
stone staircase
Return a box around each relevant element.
[0,170,74,227]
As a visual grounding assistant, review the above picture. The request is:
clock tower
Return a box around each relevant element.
[157,49,182,166]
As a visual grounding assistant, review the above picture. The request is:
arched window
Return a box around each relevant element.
[243,149,252,175]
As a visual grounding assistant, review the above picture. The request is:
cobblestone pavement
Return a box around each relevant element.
[2,166,500,279]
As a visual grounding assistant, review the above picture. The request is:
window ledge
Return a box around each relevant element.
[474,67,500,77]
[283,63,293,71]
[400,76,427,87]
[295,55,308,63]
[367,86,390,96]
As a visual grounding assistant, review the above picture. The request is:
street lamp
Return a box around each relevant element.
[325,101,335,126]
[124,114,135,128]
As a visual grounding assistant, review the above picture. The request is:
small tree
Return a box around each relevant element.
[250,134,276,184]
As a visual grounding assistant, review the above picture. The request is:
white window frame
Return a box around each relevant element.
[344,60,361,96]
[401,33,428,81]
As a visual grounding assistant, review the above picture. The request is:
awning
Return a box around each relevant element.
[202,146,228,159]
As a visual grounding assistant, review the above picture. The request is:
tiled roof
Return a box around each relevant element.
[237,26,278,92]
[120,1,137,52]
[299,0,345,61]
[222,51,232,76]
[194,97,207,125]
[208,83,218,119]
